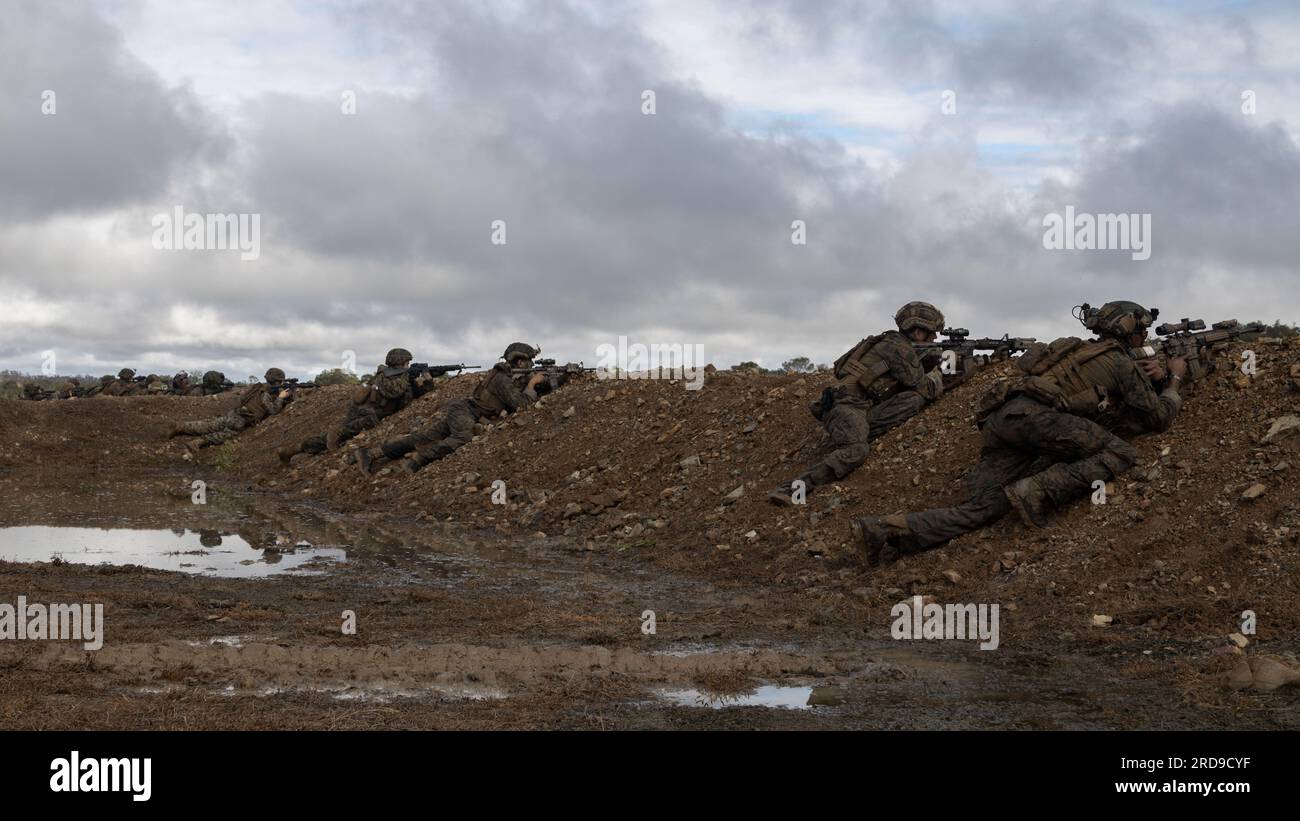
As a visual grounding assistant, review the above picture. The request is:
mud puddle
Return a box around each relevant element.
[0,525,346,577]
[660,684,817,710]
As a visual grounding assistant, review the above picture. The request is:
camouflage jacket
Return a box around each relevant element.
[833,330,944,404]
[1015,339,1182,433]
[470,363,543,417]
[354,365,429,417]
[238,383,293,424]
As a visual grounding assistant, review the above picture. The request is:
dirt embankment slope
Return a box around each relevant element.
[202,339,1300,652]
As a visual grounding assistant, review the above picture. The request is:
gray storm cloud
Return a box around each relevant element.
[0,0,1297,378]
[0,0,228,220]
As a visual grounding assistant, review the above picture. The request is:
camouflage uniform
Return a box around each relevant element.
[360,342,562,473]
[300,367,423,454]
[82,376,115,398]
[853,302,1183,563]
[101,369,139,397]
[192,371,230,396]
[281,349,428,463]
[771,303,947,502]
[173,369,293,448]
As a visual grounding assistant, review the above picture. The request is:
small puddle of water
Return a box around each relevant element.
[661,685,815,710]
[0,526,346,578]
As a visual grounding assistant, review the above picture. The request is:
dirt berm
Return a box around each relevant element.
[228,340,1300,649]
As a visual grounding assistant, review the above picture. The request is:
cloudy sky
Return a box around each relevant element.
[2,0,1299,379]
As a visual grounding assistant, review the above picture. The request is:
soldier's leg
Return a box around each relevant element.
[175,413,234,437]
[187,413,246,449]
[850,400,1050,563]
[900,447,1040,549]
[330,406,380,449]
[866,390,928,438]
[409,404,476,469]
[296,434,329,456]
[798,401,873,485]
[1003,410,1139,525]
[797,391,927,488]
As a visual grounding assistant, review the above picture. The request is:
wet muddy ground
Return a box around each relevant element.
[0,480,1289,730]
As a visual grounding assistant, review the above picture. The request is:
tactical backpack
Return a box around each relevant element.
[832,334,899,399]
[974,337,1124,425]
[1015,336,1124,415]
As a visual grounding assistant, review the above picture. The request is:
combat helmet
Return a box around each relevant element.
[502,342,539,363]
[385,348,413,367]
[202,370,225,387]
[118,368,135,380]
[1079,301,1157,339]
[894,302,945,334]
[264,367,286,384]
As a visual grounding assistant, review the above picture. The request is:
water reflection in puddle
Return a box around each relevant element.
[214,682,506,703]
[0,526,346,578]
[661,685,815,710]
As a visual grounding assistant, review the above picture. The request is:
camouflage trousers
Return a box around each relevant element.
[796,391,929,488]
[177,410,247,446]
[904,396,1138,549]
[379,400,478,467]
[300,405,381,455]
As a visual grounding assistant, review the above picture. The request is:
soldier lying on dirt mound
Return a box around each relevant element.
[850,300,1186,566]
[191,370,232,396]
[277,348,435,465]
[167,367,295,452]
[354,342,572,475]
[768,301,950,505]
[81,375,115,397]
[101,368,142,396]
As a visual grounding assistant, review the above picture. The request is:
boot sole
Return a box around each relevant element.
[1005,485,1049,529]
[850,519,882,567]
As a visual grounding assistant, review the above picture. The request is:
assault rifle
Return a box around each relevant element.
[276,378,320,392]
[511,358,598,379]
[19,385,57,401]
[1130,318,1265,382]
[409,363,481,379]
[915,328,1038,379]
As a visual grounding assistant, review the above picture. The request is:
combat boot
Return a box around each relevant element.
[1005,476,1051,528]
[325,429,344,451]
[277,444,301,466]
[356,448,387,476]
[401,458,421,474]
[183,437,205,455]
[767,477,812,506]
[849,514,913,567]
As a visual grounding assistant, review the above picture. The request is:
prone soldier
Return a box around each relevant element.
[354,342,569,475]
[850,301,1185,565]
[101,368,141,396]
[277,348,433,465]
[168,367,295,451]
[768,301,949,505]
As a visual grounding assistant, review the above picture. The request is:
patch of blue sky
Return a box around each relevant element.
[977,142,1064,167]
[728,109,902,146]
